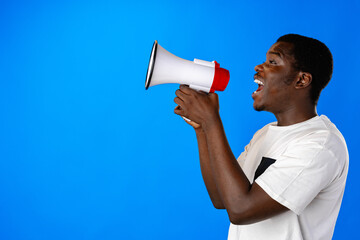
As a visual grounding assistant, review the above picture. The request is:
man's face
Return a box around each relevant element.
[252,41,299,113]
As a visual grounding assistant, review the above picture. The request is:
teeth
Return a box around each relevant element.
[254,79,264,85]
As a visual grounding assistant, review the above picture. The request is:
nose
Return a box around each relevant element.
[254,63,264,72]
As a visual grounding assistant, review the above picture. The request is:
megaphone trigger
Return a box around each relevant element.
[182,116,191,122]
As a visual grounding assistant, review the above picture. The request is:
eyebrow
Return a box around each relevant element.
[268,51,282,58]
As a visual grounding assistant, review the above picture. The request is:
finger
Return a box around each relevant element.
[179,84,194,94]
[175,89,189,100]
[174,97,184,106]
[186,120,201,129]
[174,105,184,116]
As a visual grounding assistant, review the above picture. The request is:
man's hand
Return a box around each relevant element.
[175,105,202,129]
[174,85,220,130]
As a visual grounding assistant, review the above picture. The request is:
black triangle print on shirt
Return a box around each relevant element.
[253,157,276,182]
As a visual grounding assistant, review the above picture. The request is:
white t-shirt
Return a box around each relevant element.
[228,115,348,240]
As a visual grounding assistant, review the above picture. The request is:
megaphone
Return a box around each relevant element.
[145,41,230,93]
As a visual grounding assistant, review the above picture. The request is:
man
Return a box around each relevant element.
[174,34,348,240]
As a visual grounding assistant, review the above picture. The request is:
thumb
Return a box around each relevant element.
[208,92,220,110]
[208,92,218,99]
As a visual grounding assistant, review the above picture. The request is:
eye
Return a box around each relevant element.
[269,59,277,65]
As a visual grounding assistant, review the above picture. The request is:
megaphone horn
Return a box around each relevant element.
[145,41,230,93]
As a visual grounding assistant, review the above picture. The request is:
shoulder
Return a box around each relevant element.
[282,115,348,175]
[316,115,349,169]
[289,115,348,158]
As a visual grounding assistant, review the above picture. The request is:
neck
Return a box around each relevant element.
[274,104,317,126]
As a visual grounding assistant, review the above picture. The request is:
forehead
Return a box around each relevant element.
[267,41,295,60]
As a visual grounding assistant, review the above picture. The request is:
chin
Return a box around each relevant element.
[254,107,265,112]
[253,103,265,112]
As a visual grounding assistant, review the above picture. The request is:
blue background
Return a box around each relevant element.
[1,0,359,239]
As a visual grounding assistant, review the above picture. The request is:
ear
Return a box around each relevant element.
[295,72,312,89]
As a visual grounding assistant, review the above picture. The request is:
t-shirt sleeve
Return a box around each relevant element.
[237,143,250,167]
[255,133,340,215]
[237,128,265,167]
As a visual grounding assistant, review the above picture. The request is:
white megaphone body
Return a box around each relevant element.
[145,41,230,93]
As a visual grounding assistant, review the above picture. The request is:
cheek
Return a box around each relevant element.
[266,84,291,101]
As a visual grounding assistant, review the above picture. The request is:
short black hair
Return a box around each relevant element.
[276,34,333,105]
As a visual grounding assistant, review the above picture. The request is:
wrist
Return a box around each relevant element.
[195,127,205,135]
[202,112,222,132]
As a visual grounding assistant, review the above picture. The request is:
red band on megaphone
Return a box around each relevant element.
[210,61,230,93]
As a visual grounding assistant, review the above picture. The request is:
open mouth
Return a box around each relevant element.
[253,79,264,94]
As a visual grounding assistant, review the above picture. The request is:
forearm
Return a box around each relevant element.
[174,87,288,224]
[195,128,225,209]
[203,115,251,215]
